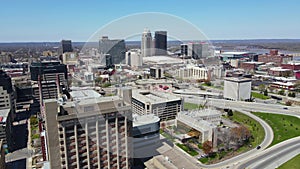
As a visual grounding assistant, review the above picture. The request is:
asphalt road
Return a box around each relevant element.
[237,137,300,169]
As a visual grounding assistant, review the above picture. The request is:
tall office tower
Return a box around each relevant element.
[141,29,152,57]
[154,31,167,56]
[99,36,126,65]
[44,92,133,169]
[61,40,73,53]
[0,70,14,151]
[188,43,209,59]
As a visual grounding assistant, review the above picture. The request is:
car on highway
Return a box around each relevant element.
[283,107,288,110]
[256,145,261,150]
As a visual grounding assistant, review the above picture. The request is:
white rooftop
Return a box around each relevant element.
[70,90,101,100]
[132,90,181,104]
[133,114,160,127]
[143,56,183,65]
[221,51,250,55]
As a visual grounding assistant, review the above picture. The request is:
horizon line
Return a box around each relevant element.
[1,38,300,43]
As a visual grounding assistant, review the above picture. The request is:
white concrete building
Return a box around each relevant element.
[175,65,209,80]
[223,77,252,101]
[176,109,218,146]
[132,90,183,121]
[126,49,143,67]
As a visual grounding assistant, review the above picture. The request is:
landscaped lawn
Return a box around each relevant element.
[252,112,300,147]
[251,92,270,100]
[231,111,265,148]
[176,143,199,156]
[184,102,202,110]
[160,130,174,142]
[278,154,300,169]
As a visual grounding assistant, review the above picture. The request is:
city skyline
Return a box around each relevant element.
[1,0,300,42]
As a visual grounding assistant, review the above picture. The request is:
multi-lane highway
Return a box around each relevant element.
[237,137,300,169]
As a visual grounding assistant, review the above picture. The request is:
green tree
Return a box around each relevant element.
[264,89,268,96]
[258,84,266,93]
[278,89,285,96]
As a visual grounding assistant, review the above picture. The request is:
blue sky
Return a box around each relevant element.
[1,0,300,42]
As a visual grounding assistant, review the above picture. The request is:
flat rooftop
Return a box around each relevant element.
[224,77,252,83]
[221,51,250,55]
[143,56,183,65]
[70,89,101,100]
[133,114,160,127]
[180,109,221,117]
[132,90,181,104]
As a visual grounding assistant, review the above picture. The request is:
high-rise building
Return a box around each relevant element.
[0,140,6,169]
[30,62,68,102]
[61,40,73,53]
[0,109,13,152]
[0,71,15,151]
[141,29,152,57]
[44,92,133,169]
[154,31,167,56]
[0,70,15,112]
[181,44,188,56]
[99,36,126,65]
[188,43,209,59]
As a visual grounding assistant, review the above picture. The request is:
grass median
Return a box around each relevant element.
[251,92,270,100]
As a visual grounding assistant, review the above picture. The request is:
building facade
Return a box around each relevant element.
[132,90,182,121]
[0,109,13,152]
[150,67,164,79]
[61,40,73,53]
[141,29,153,57]
[132,114,160,159]
[154,31,167,56]
[223,77,252,101]
[99,36,126,65]
[188,43,209,59]
[258,50,293,66]
[44,95,133,169]
[0,140,6,169]
[126,50,143,68]
[175,65,209,81]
